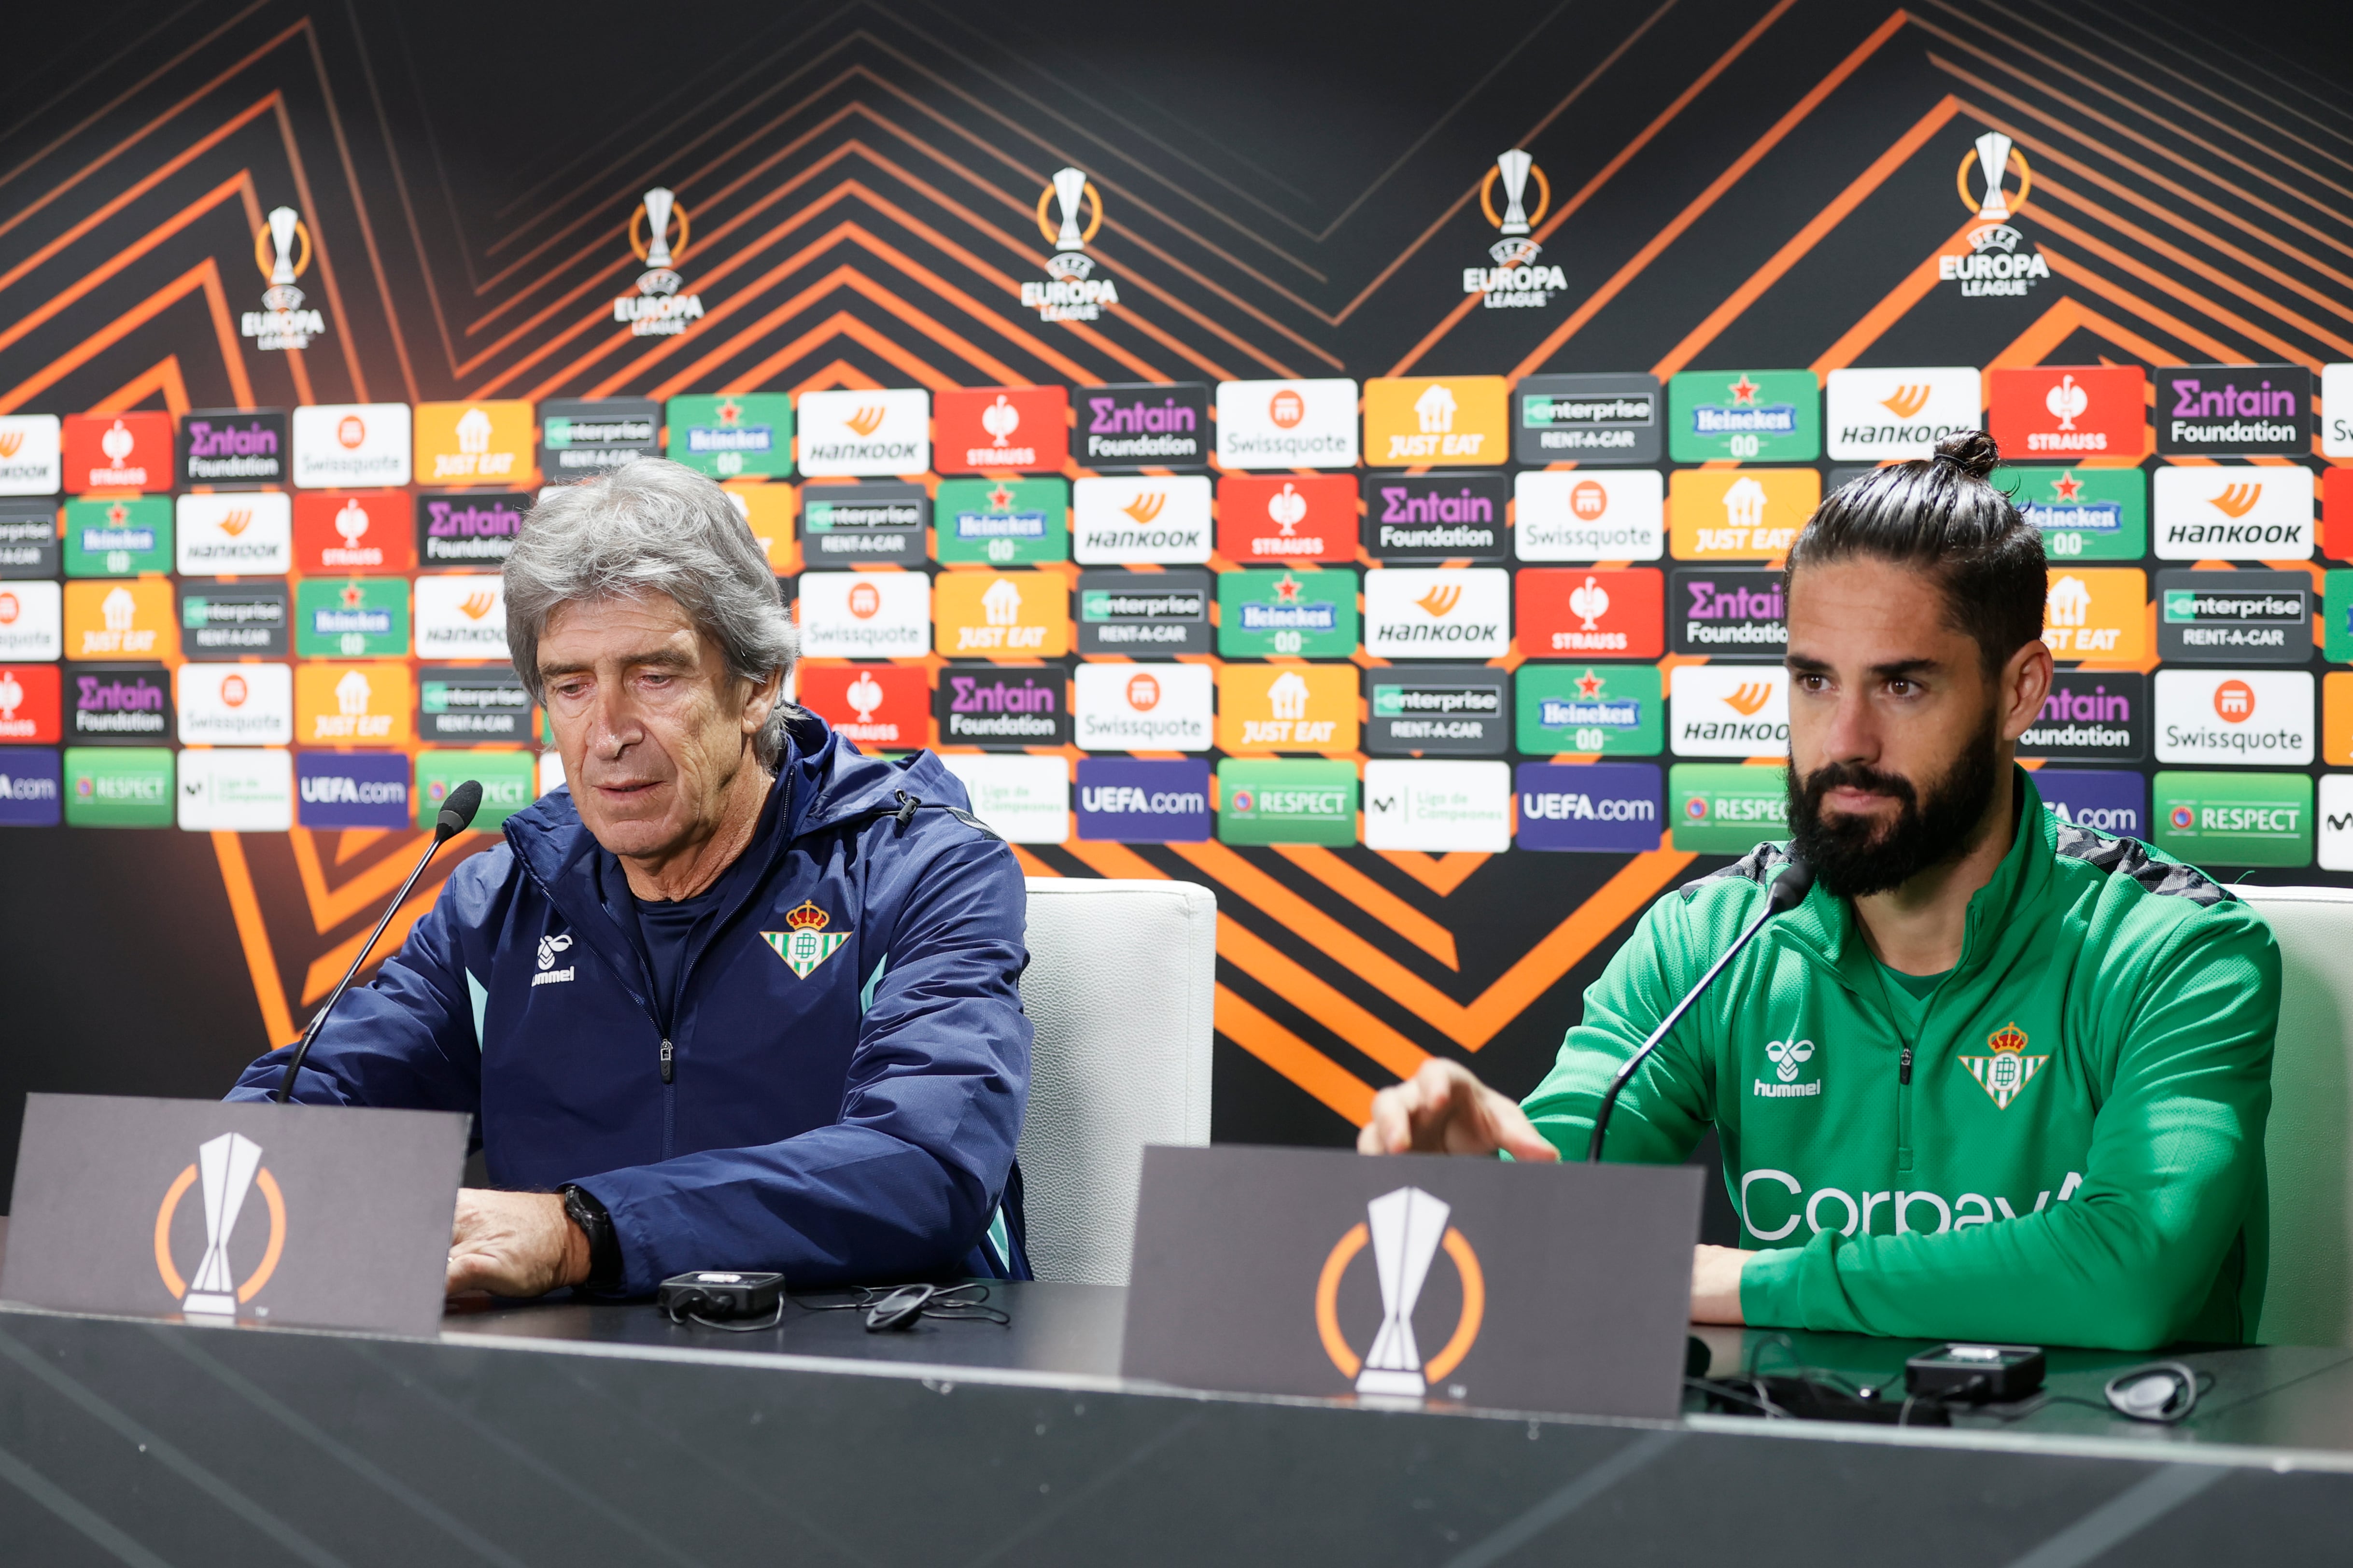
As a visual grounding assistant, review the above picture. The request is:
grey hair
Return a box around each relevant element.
[505,457,800,768]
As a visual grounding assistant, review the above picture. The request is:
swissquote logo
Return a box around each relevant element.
[1958,1022,2049,1109]
[534,932,575,987]
[1463,150,1564,308]
[763,900,849,978]
[1755,1036,1819,1099]
[1942,131,2048,297]
[243,206,327,350]
[613,187,705,337]
[156,1133,285,1318]
[1318,1187,1483,1398]
[1026,168,1119,322]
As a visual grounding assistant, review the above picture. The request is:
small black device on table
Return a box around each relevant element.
[658,1271,787,1330]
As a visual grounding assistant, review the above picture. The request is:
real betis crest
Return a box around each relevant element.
[763,900,848,979]
[1959,1022,2049,1109]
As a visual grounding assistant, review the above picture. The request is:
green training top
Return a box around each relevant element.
[1522,770,2280,1351]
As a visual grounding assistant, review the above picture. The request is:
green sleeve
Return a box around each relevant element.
[1741,910,2278,1351]
[1521,889,1717,1166]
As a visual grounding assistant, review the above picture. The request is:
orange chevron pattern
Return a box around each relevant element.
[3,2,2351,1145]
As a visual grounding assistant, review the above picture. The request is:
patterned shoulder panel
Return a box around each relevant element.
[1677,841,1790,901]
[2052,821,2234,908]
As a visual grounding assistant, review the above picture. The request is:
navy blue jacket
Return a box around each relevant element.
[229,714,1033,1294]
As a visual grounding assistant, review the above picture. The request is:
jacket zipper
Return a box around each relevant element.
[660,1038,674,1084]
[1897,1044,1914,1174]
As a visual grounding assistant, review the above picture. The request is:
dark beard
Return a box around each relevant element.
[1786,716,2001,899]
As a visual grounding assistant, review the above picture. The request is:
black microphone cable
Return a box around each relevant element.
[275,780,485,1103]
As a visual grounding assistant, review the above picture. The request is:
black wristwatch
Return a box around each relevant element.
[560,1184,623,1291]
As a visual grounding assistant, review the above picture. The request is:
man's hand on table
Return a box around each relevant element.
[447,1189,592,1299]
[1359,1061,1757,1326]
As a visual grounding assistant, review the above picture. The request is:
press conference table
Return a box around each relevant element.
[3,1285,2351,1566]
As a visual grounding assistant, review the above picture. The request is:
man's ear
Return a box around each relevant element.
[1995,636,2054,745]
[738,665,785,739]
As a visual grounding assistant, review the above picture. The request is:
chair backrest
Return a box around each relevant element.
[2235,885,2353,1346]
[1016,878,1215,1285]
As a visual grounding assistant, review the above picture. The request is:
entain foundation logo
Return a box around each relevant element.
[1026,168,1120,322]
[242,207,326,350]
[1463,150,1564,308]
[612,187,705,337]
[1942,132,2049,298]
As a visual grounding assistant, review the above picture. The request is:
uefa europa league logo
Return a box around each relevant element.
[1317,1186,1485,1399]
[634,187,685,295]
[1039,167,1101,280]
[260,206,308,311]
[1482,149,1550,266]
[155,1132,286,1318]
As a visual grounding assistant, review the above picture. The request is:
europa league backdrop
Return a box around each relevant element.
[1,0,2350,1203]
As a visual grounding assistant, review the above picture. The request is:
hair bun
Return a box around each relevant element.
[1933,429,2002,481]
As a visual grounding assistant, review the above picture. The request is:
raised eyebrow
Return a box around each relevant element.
[1868,658,1942,682]
[1784,652,1834,674]
[537,647,698,682]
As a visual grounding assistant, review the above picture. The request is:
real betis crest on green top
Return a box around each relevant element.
[764,900,849,979]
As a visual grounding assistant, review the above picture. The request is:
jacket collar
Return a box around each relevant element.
[501,712,968,934]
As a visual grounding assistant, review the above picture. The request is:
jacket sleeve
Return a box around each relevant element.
[223,851,495,1116]
[1520,886,1718,1165]
[1740,909,2279,1350]
[574,828,1032,1293]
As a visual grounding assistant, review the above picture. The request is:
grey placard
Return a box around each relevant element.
[1513,373,1661,466]
[2155,570,2312,665]
[0,498,59,578]
[1,1094,468,1338]
[1366,665,1508,756]
[1121,1144,1701,1419]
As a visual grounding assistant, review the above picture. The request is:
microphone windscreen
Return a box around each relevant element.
[436,779,485,840]
[1769,855,1815,912]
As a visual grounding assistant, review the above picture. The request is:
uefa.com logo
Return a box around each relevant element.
[1024,168,1121,322]
[612,188,706,336]
[1942,131,2050,298]
[1463,150,1566,309]
[241,206,327,351]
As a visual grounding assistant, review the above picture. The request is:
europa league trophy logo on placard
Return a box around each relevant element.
[1317,1186,1485,1399]
[155,1132,287,1318]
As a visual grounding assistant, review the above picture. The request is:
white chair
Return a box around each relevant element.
[1015,878,1216,1285]
[2235,886,2353,1346]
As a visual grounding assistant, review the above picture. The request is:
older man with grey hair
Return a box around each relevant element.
[231,458,1033,1299]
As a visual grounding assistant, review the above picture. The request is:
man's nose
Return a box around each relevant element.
[1819,687,1879,765]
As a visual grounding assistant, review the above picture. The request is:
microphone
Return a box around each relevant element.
[1586,854,1814,1162]
[275,780,484,1103]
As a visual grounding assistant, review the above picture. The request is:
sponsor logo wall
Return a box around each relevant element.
[4,29,2349,1161]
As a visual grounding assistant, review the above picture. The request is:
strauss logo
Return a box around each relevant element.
[215,509,253,538]
[1266,482,1307,534]
[457,591,497,621]
[980,395,1021,447]
[1722,682,1775,717]
[1122,491,1167,525]
[2045,373,2089,432]
[100,420,136,464]
[1415,584,1464,618]
[844,405,888,438]
[845,670,885,722]
[334,501,370,545]
[0,670,19,716]
[1878,384,1931,420]
[2208,483,2262,519]
[1568,575,1610,631]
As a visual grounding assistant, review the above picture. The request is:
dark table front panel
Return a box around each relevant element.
[0,1293,2349,1567]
